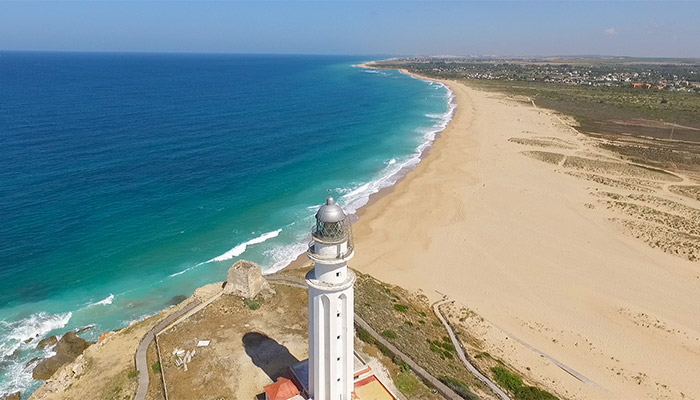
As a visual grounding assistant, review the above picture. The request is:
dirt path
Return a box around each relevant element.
[433,299,511,400]
[134,299,201,400]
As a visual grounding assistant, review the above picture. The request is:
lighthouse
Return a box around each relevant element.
[306,197,355,400]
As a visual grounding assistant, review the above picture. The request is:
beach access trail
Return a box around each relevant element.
[134,299,201,400]
[350,75,700,400]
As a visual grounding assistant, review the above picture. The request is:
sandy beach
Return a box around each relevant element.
[346,70,700,400]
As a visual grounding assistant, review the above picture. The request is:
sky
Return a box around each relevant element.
[0,1,698,58]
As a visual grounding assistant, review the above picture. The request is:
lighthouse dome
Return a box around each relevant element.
[316,197,346,223]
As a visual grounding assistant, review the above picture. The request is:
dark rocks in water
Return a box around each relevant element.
[74,325,95,335]
[167,295,187,306]
[25,357,41,368]
[36,335,58,350]
[32,332,90,380]
[1,391,21,400]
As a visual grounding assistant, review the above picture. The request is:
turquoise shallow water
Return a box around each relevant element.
[0,53,453,396]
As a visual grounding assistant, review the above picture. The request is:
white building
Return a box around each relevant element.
[306,197,355,400]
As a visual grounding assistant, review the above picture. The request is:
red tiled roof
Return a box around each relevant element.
[264,377,300,400]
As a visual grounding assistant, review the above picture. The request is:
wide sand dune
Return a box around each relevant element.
[351,79,700,400]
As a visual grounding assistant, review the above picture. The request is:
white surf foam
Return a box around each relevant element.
[87,293,114,307]
[168,229,283,277]
[342,81,456,216]
[1,312,72,355]
[264,240,311,275]
[0,311,73,394]
[0,359,36,395]
[261,78,456,275]
[207,229,282,263]
[95,294,114,305]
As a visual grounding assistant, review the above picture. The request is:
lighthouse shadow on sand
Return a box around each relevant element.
[243,332,300,381]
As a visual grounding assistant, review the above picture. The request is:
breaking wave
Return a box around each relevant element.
[87,293,114,307]
[207,229,282,263]
[0,312,72,357]
[169,229,283,277]
[0,312,72,394]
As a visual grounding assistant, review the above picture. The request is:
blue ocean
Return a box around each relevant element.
[0,52,454,396]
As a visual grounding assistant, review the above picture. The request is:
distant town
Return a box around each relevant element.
[382,56,700,93]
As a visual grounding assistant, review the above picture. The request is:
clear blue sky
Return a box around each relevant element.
[1,1,698,57]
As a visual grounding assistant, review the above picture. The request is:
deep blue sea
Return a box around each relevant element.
[0,52,454,396]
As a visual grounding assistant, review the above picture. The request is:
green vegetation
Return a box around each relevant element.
[381,329,398,339]
[492,366,524,393]
[356,327,394,358]
[356,327,438,399]
[354,272,481,400]
[441,336,456,352]
[472,80,700,137]
[429,341,443,354]
[399,361,411,373]
[357,327,374,344]
[428,338,456,360]
[127,370,138,379]
[151,361,161,374]
[393,304,409,313]
[514,386,559,400]
[357,326,373,343]
[395,371,421,395]
[243,298,262,310]
[439,376,479,400]
[492,366,559,400]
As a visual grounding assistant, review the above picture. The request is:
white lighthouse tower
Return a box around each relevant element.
[306,197,355,400]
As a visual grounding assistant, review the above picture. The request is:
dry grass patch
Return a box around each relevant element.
[563,156,681,181]
[508,137,577,150]
[669,185,700,202]
[521,151,566,165]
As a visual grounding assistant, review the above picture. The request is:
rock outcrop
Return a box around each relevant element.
[1,391,21,400]
[32,332,90,380]
[36,336,57,350]
[29,355,86,399]
[224,260,270,299]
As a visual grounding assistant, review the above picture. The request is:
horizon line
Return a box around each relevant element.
[1,49,699,61]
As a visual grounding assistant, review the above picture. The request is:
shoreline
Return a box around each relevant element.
[282,62,458,272]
